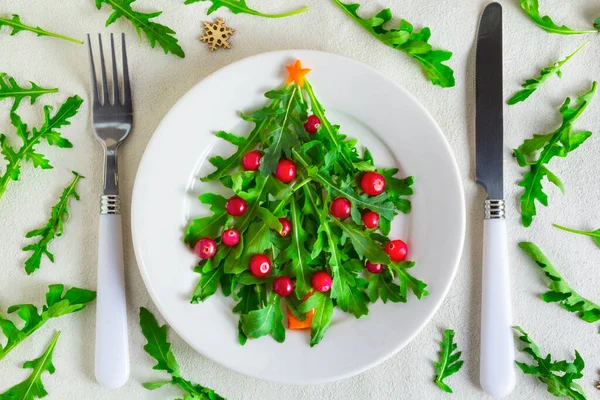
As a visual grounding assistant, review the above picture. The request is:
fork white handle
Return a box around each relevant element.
[95,213,130,388]
[480,217,515,398]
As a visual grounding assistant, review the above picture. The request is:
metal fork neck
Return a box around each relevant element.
[103,147,119,196]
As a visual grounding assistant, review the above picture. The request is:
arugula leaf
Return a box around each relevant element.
[232,285,263,345]
[22,171,83,275]
[433,329,463,393]
[519,242,600,324]
[0,285,96,360]
[519,0,596,35]
[184,0,309,19]
[239,293,285,342]
[140,308,225,399]
[508,41,589,105]
[595,17,600,30]
[278,195,314,298]
[367,268,403,303]
[333,0,454,88]
[330,260,370,318]
[185,193,229,246]
[554,224,600,248]
[0,331,61,399]
[298,291,334,347]
[0,95,83,200]
[0,73,58,112]
[513,326,586,400]
[389,261,429,299]
[0,14,83,44]
[515,82,596,227]
[259,85,305,176]
[94,0,184,58]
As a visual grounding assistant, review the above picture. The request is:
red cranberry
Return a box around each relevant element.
[222,229,240,246]
[362,211,380,229]
[274,159,296,183]
[385,240,408,262]
[365,261,383,274]
[194,238,217,259]
[226,196,247,217]
[361,172,386,196]
[273,276,294,297]
[330,197,351,219]
[278,218,292,237]
[242,151,262,171]
[249,254,272,277]
[304,115,321,134]
[311,271,332,292]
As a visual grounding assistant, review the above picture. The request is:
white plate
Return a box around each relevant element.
[132,50,465,384]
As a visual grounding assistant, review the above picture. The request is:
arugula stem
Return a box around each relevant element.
[251,6,309,18]
[0,17,83,43]
[554,224,599,239]
[0,319,44,360]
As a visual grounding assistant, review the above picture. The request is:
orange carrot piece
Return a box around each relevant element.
[287,291,314,329]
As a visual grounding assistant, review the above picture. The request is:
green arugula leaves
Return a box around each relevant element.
[0,73,58,112]
[0,95,83,200]
[0,14,83,44]
[515,83,596,227]
[519,0,596,35]
[22,171,83,275]
[508,42,589,105]
[184,0,309,19]
[519,242,600,325]
[332,0,455,88]
[188,73,422,346]
[94,0,184,58]
[433,329,463,393]
[554,224,600,248]
[0,331,61,400]
[595,17,600,30]
[140,307,226,400]
[513,326,586,400]
[0,285,96,360]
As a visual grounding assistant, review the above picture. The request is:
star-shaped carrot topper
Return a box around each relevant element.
[286,60,311,87]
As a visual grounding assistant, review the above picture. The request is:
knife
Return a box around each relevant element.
[476,3,516,398]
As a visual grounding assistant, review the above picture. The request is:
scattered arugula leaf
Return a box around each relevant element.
[0,331,61,399]
[0,14,83,44]
[519,242,600,324]
[595,17,600,30]
[554,224,600,248]
[433,329,463,393]
[94,0,185,58]
[515,82,596,227]
[332,0,455,88]
[22,171,83,275]
[184,0,309,19]
[508,41,589,105]
[0,95,83,200]
[0,73,58,112]
[519,0,596,35]
[0,284,96,360]
[513,326,586,400]
[140,307,225,399]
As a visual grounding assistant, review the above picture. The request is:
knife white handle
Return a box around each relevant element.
[480,208,515,398]
[95,212,130,388]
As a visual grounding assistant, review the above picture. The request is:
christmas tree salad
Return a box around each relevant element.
[184,60,428,347]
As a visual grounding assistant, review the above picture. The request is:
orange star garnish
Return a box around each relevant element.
[286,60,311,87]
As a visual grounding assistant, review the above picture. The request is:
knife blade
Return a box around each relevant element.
[475,3,516,398]
[476,2,503,199]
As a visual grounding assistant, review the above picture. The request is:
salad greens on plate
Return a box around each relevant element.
[185,60,425,346]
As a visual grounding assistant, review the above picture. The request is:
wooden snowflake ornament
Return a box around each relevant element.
[200,19,234,52]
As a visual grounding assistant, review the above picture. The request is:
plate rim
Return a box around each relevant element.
[131,49,466,384]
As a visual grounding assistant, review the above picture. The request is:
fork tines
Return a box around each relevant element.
[87,33,131,111]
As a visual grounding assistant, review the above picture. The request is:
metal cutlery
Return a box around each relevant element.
[475,3,515,398]
[87,33,131,389]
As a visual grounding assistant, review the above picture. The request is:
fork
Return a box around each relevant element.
[87,33,132,389]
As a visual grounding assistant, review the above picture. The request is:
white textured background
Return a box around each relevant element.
[1,0,600,399]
